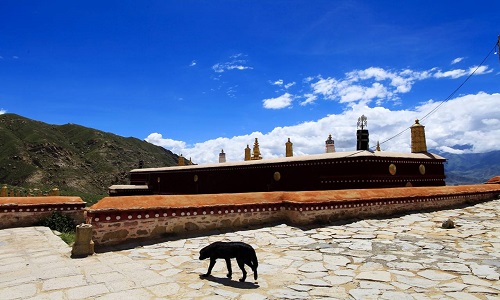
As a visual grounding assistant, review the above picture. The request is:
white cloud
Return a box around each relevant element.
[144,133,186,155]
[451,57,464,65]
[212,54,253,73]
[0,108,6,114]
[270,79,295,89]
[189,60,197,67]
[433,69,466,79]
[300,94,317,106]
[263,93,294,109]
[310,77,338,99]
[262,65,492,110]
[146,92,500,164]
[433,65,492,79]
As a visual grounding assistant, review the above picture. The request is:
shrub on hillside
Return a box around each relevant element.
[37,212,76,233]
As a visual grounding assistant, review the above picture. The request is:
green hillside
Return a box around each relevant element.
[0,113,179,204]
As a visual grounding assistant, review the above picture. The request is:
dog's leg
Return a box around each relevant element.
[246,260,258,280]
[224,258,232,279]
[251,259,258,280]
[236,258,247,282]
[202,258,216,277]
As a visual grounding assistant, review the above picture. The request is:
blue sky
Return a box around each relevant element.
[1,1,499,164]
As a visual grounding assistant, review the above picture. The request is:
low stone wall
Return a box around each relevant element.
[0,197,86,229]
[86,184,500,247]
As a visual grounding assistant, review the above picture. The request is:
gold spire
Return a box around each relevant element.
[376,141,381,151]
[251,138,262,160]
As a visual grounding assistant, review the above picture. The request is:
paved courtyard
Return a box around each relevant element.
[1,199,500,299]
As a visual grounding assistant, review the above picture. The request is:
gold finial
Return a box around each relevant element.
[376,141,381,151]
[251,138,262,160]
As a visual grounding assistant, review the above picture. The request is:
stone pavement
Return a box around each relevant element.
[1,199,500,300]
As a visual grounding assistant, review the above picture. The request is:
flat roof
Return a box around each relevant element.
[131,150,446,173]
[89,184,498,211]
[0,196,85,206]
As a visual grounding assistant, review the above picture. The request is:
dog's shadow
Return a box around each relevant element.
[199,274,259,289]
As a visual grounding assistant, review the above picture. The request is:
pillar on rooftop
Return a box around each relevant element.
[325,134,335,153]
[285,138,293,157]
[411,119,428,153]
[356,115,369,151]
[1,185,7,197]
[244,145,251,161]
[178,154,185,166]
[219,149,226,163]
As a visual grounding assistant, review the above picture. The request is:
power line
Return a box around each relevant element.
[371,39,498,150]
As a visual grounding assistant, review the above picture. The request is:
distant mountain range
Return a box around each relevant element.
[0,113,179,201]
[439,150,500,185]
[0,113,498,202]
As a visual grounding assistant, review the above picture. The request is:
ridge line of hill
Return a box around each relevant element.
[0,113,179,203]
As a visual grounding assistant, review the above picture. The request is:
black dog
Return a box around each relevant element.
[199,241,258,282]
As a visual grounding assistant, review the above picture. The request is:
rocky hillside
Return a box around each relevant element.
[0,114,179,199]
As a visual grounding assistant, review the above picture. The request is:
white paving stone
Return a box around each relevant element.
[381,291,415,300]
[66,283,109,300]
[349,288,381,300]
[42,275,86,291]
[1,283,37,300]
[324,275,353,285]
[446,292,482,300]
[417,269,457,281]
[355,271,392,282]
[298,261,327,273]
[395,275,438,288]
[468,263,500,280]
[438,262,471,274]
[438,282,468,292]
[323,254,350,266]
[295,278,332,287]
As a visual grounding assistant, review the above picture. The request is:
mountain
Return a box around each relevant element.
[439,150,500,185]
[0,114,179,202]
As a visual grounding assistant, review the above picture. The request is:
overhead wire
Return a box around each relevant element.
[370,39,499,151]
